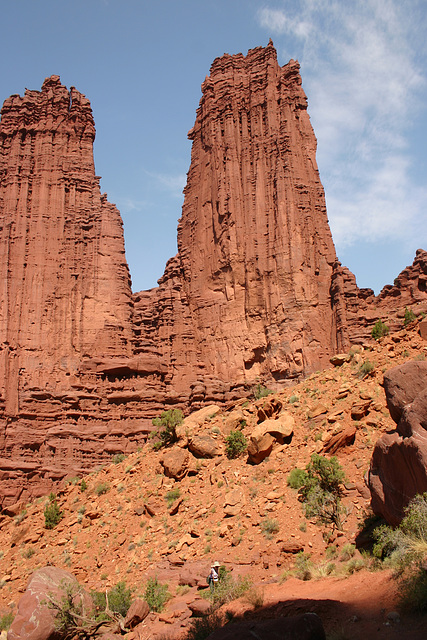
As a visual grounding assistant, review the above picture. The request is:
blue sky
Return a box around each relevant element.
[1,0,426,294]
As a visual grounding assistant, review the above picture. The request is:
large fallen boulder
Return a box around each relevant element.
[368,361,427,525]
[247,414,294,464]
[8,566,91,640]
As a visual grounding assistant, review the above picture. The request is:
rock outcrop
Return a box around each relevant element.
[0,43,426,504]
[368,361,427,525]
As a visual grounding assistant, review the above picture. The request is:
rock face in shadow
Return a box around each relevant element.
[368,361,427,525]
[0,44,426,504]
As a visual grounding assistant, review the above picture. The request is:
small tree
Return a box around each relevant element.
[225,431,247,459]
[253,383,273,400]
[44,493,63,529]
[144,577,170,612]
[404,307,416,327]
[371,319,389,340]
[152,409,184,449]
[298,454,346,530]
[91,581,132,620]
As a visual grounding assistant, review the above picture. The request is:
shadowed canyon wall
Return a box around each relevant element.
[0,44,426,504]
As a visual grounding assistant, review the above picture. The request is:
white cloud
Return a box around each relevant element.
[144,171,186,199]
[257,0,427,253]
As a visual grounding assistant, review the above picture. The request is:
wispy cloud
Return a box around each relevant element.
[257,0,427,251]
[144,171,186,199]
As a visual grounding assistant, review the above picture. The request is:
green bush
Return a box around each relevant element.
[112,453,126,464]
[298,454,346,530]
[358,360,375,378]
[371,319,389,340]
[80,479,87,492]
[287,468,307,490]
[152,409,184,449]
[294,552,312,581]
[373,492,427,612]
[253,384,273,400]
[225,430,247,459]
[91,581,132,619]
[404,307,416,326]
[260,517,279,539]
[0,612,14,631]
[94,482,110,496]
[44,493,63,529]
[144,577,170,612]
[165,488,180,506]
[47,580,86,633]
[208,571,252,608]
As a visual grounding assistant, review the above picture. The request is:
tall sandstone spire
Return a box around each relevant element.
[1,45,425,504]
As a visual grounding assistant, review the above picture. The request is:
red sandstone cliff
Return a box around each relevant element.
[133,43,344,399]
[0,46,426,505]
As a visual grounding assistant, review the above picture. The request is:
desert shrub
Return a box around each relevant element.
[260,517,279,539]
[165,488,180,506]
[94,482,110,496]
[225,430,247,459]
[22,546,35,559]
[371,319,389,340]
[287,467,307,489]
[345,557,365,574]
[0,612,14,631]
[294,552,312,581]
[358,360,375,378]
[91,581,132,619]
[47,580,87,633]
[253,384,273,400]
[144,577,170,612]
[208,571,251,608]
[80,479,87,492]
[112,453,126,464]
[373,492,427,612]
[152,409,184,449]
[298,454,346,530]
[44,493,63,529]
[289,395,299,404]
[403,307,416,326]
[340,544,356,561]
[244,584,265,608]
[14,509,27,524]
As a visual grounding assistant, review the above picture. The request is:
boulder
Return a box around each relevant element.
[8,566,91,640]
[330,353,350,366]
[368,362,427,525]
[383,361,427,424]
[176,406,221,443]
[188,434,222,458]
[123,598,149,629]
[188,598,211,616]
[323,424,357,454]
[161,447,190,479]
[247,432,274,464]
[247,414,294,463]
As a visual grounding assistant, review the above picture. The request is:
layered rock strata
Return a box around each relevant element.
[0,44,426,504]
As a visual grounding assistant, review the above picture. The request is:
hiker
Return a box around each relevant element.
[208,561,220,590]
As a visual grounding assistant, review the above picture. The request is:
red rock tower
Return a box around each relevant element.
[134,42,342,396]
[0,76,134,418]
